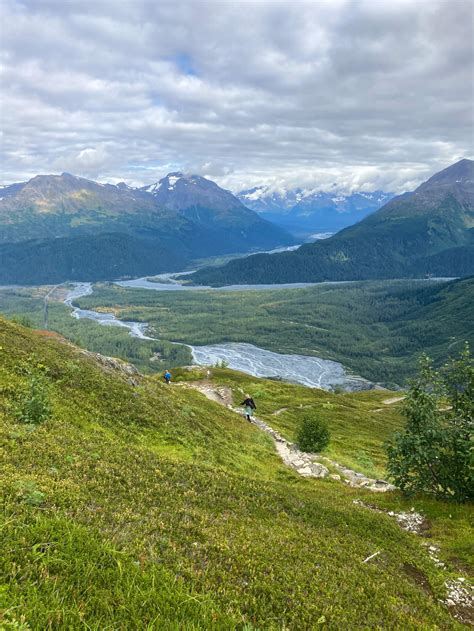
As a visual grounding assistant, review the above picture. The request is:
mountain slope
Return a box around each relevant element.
[187,159,474,285]
[238,186,394,236]
[0,317,467,628]
[0,172,294,284]
[0,173,165,243]
[0,232,187,284]
[141,172,295,249]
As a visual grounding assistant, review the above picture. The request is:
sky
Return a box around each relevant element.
[0,0,473,194]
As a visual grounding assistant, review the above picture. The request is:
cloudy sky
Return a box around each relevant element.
[1,0,473,193]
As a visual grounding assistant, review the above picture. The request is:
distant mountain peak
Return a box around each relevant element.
[144,172,203,194]
[115,181,135,190]
[187,159,474,286]
[418,158,474,191]
[139,172,245,214]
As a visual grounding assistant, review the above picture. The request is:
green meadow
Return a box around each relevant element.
[1,318,472,629]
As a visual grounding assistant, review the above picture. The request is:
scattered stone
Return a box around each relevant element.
[79,349,141,386]
[387,509,426,534]
[186,381,394,490]
[330,474,341,481]
[354,500,430,536]
[443,579,474,626]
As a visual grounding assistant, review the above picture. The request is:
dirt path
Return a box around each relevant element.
[183,381,394,491]
[382,396,405,405]
[181,381,473,624]
[188,381,234,407]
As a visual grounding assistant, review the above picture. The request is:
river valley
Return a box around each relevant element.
[64,280,373,391]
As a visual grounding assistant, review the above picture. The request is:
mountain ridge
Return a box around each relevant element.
[237,185,394,236]
[0,171,295,284]
[185,159,474,285]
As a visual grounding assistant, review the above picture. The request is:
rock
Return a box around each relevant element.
[291,459,305,468]
[309,463,329,478]
[330,474,341,481]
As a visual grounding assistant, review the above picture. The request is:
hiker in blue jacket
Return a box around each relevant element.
[164,370,172,384]
[241,394,256,421]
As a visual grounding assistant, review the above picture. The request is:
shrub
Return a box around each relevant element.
[214,359,229,368]
[297,416,330,452]
[386,344,473,503]
[15,371,52,425]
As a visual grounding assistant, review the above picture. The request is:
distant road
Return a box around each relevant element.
[43,282,64,329]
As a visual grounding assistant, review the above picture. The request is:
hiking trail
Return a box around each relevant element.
[182,380,395,492]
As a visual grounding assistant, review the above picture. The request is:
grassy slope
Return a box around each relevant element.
[172,366,404,479]
[1,319,472,629]
[174,366,474,576]
[74,277,474,384]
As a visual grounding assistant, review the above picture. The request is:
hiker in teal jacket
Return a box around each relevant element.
[241,394,256,421]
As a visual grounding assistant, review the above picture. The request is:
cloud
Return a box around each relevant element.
[0,0,472,193]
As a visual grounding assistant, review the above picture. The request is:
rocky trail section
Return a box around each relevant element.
[183,381,395,492]
[354,500,474,626]
[181,380,473,624]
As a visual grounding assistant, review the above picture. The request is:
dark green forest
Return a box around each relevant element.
[74,277,474,384]
[2,277,471,384]
[187,179,474,286]
[187,218,474,286]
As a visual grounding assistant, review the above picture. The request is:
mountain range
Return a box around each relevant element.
[0,172,294,284]
[237,186,394,236]
[186,159,474,285]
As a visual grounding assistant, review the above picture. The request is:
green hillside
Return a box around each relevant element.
[187,159,474,286]
[1,318,472,629]
[0,173,294,285]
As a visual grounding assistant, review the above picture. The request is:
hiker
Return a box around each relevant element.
[241,394,256,421]
[164,370,172,384]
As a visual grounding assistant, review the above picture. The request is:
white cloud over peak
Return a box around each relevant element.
[0,0,472,193]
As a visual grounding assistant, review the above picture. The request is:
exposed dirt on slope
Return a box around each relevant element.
[382,396,405,405]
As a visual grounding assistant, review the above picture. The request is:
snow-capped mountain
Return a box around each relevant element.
[238,186,306,212]
[140,172,244,214]
[237,186,394,236]
[0,171,295,284]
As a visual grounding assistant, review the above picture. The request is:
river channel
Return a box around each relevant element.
[62,275,453,390]
[64,278,374,391]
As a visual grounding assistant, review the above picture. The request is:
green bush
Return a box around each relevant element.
[387,344,473,502]
[297,416,330,452]
[15,371,52,425]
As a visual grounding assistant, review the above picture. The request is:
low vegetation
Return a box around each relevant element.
[73,277,474,384]
[1,318,472,629]
[172,366,404,479]
[0,286,192,373]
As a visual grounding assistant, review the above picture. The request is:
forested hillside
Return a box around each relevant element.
[72,277,474,384]
[0,172,294,284]
[187,160,474,286]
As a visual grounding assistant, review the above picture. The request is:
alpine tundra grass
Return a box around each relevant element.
[1,319,472,629]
